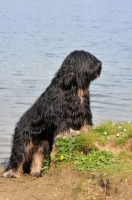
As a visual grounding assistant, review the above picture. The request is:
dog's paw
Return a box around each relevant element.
[68,129,80,138]
[57,129,81,139]
[2,170,20,178]
[30,172,41,178]
[81,125,93,131]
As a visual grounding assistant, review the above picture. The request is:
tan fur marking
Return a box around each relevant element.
[57,128,80,139]
[2,170,20,178]
[77,89,85,104]
[30,150,43,175]
[81,120,92,131]
[30,141,46,175]
[2,162,24,178]
[27,140,34,150]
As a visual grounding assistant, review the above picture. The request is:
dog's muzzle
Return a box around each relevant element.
[94,61,102,78]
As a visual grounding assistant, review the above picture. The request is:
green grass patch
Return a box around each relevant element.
[55,137,77,162]
[42,121,132,176]
[94,121,132,145]
[56,122,132,174]
[74,150,115,172]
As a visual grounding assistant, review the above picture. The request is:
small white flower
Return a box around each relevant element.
[104,132,107,135]
[128,121,131,123]
[112,123,115,126]
[116,133,120,137]
[118,126,121,129]
[123,129,126,132]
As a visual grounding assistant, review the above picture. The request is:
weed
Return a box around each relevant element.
[74,150,115,172]
[94,123,109,134]
[41,156,51,175]
[75,132,98,153]
[116,137,127,145]
[55,137,77,162]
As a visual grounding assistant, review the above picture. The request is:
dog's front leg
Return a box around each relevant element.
[56,121,80,139]
[30,139,52,177]
[30,151,44,177]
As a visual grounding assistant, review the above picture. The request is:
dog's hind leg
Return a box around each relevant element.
[2,167,23,178]
[30,139,52,177]
[2,150,25,178]
[2,128,33,178]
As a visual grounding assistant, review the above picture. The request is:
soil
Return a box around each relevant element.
[0,137,132,200]
[95,138,132,155]
[0,162,132,200]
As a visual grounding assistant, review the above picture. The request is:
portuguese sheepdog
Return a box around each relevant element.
[3,50,102,178]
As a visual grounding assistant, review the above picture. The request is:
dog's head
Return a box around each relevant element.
[53,50,102,90]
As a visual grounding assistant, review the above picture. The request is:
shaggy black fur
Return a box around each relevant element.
[3,50,102,178]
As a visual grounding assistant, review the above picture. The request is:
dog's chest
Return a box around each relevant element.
[77,89,86,104]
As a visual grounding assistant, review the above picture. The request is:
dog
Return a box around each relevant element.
[2,50,102,178]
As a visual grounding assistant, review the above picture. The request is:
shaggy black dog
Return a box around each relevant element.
[3,50,102,178]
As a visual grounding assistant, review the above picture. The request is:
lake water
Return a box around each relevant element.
[0,0,132,160]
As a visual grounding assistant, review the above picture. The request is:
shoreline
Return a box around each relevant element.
[0,121,132,199]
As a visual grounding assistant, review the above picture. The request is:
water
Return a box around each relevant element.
[0,0,132,159]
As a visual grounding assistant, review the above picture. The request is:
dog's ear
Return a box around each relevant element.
[59,72,76,89]
[59,56,77,89]
[53,54,77,89]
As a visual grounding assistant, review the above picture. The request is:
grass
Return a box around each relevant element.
[42,121,132,177]
[94,121,132,145]
[74,150,115,172]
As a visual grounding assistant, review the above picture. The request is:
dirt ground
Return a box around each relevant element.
[0,163,132,200]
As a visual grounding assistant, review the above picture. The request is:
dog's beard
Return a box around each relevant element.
[94,71,100,79]
[94,73,100,78]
